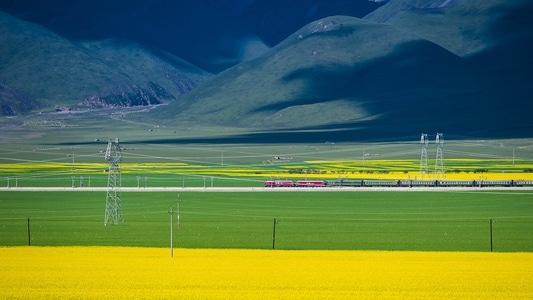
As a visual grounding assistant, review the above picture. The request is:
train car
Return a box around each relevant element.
[363,180,400,187]
[399,180,411,187]
[326,180,342,187]
[340,179,364,187]
[327,180,363,187]
[514,180,533,187]
[265,180,295,187]
[295,180,327,187]
[478,180,513,187]
[437,180,476,187]
[410,180,437,187]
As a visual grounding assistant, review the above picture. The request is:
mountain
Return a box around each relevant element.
[0,1,384,73]
[0,81,41,115]
[151,16,473,126]
[0,0,384,116]
[365,0,529,58]
[143,0,533,140]
[0,11,211,114]
[1,0,532,141]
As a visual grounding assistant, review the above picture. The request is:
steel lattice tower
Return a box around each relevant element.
[435,133,445,178]
[104,138,123,225]
[419,133,429,176]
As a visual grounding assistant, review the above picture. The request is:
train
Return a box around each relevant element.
[265,180,327,187]
[265,179,533,188]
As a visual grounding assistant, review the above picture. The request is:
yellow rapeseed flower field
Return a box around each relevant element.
[3,160,533,180]
[0,247,531,299]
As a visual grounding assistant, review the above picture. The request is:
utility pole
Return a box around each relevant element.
[419,134,429,177]
[272,218,278,249]
[490,219,494,252]
[435,133,445,179]
[169,206,174,257]
[27,217,31,246]
[177,194,181,229]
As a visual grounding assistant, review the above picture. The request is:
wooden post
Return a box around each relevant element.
[177,194,180,229]
[272,218,278,249]
[27,217,31,246]
[490,219,494,252]
[169,207,173,257]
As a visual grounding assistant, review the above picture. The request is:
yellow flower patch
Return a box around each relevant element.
[2,159,533,181]
[0,247,531,299]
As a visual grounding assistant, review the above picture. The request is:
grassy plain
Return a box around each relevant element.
[1,133,532,250]
[1,246,532,299]
[1,135,532,188]
[1,191,532,251]
[1,122,532,299]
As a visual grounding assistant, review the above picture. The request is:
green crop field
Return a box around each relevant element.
[1,190,532,251]
[1,137,533,188]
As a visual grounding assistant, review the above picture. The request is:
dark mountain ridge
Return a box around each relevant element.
[144,0,533,140]
[0,0,384,117]
[1,0,532,141]
[0,11,210,114]
[0,0,384,73]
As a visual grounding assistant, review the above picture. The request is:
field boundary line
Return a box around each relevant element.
[1,187,533,192]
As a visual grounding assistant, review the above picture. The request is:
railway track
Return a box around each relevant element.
[2,186,533,192]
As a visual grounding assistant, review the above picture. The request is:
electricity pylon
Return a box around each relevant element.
[419,133,429,177]
[104,138,123,225]
[435,133,445,179]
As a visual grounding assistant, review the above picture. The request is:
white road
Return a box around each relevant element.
[1,187,533,192]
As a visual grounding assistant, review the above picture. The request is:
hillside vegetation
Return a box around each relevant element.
[153,16,476,128]
[145,0,533,139]
[0,11,211,114]
[0,0,532,141]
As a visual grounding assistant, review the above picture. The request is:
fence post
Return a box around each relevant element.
[27,217,31,246]
[489,219,493,252]
[272,218,278,249]
[169,206,174,257]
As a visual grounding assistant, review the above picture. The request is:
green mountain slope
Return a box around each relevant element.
[364,0,500,57]
[0,11,211,115]
[147,0,532,139]
[151,16,477,128]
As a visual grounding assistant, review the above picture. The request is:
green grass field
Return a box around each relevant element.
[1,137,533,188]
[1,132,532,252]
[1,190,532,251]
